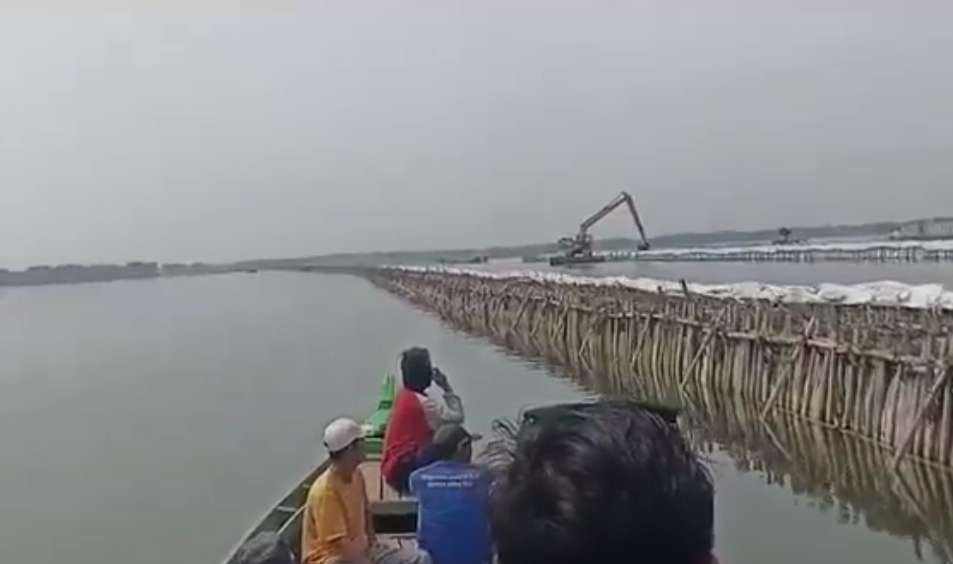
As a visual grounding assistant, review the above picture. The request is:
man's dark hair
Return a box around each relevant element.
[489,401,714,564]
[235,532,294,564]
[400,347,432,393]
[431,424,472,460]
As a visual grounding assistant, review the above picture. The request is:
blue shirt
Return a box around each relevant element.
[409,460,492,564]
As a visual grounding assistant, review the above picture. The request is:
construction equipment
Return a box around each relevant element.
[773,227,804,245]
[551,191,650,266]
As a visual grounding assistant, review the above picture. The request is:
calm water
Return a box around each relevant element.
[1,271,950,564]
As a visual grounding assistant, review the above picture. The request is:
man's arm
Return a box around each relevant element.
[421,391,464,430]
[363,477,376,543]
[422,368,464,429]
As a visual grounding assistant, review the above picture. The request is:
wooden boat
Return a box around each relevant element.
[221,375,419,564]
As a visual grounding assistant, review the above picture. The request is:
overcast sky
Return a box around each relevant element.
[2,3,952,267]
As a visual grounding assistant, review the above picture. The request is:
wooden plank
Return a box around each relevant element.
[383,479,404,501]
[360,460,384,503]
[370,500,417,516]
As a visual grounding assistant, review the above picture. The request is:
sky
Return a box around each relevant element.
[2,2,952,268]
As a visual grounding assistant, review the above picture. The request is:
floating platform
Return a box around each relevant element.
[548,255,607,266]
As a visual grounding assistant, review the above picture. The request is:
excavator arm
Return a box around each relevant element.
[576,191,650,251]
[623,194,650,251]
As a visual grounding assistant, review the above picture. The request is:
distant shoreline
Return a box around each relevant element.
[228,218,909,271]
[5,215,950,282]
[0,262,252,288]
[0,262,160,288]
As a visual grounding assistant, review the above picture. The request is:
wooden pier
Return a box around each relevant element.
[369,268,953,470]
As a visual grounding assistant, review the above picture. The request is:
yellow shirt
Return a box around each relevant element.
[301,467,369,564]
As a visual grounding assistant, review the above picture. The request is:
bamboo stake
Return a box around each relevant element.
[679,306,730,389]
[940,362,953,467]
[577,315,600,360]
[891,368,950,472]
[761,317,817,418]
[506,290,534,335]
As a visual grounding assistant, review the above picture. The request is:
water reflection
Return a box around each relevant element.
[486,330,953,564]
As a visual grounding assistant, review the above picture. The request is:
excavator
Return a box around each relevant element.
[550,191,650,266]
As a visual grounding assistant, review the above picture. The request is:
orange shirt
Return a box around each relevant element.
[301,467,369,564]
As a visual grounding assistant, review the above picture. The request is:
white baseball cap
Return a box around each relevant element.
[323,418,365,453]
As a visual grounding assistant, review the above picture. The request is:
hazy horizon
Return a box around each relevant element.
[3,3,952,268]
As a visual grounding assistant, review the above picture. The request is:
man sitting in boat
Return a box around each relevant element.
[409,424,491,564]
[488,401,717,564]
[301,418,432,564]
[382,347,465,493]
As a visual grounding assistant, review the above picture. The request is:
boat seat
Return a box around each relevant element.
[370,500,418,535]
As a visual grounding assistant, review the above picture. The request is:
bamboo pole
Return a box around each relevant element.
[630,319,651,368]
[506,289,534,335]
[892,368,951,472]
[762,317,817,418]
[679,306,730,390]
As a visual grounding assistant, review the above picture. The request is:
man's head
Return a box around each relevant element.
[400,347,433,393]
[324,418,366,470]
[431,424,479,463]
[489,402,715,564]
[235,532,294,564]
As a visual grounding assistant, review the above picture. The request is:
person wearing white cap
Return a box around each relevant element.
[301,418,431,564]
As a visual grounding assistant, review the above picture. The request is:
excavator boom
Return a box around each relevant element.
[579,193,629,232]
[553,191,650,265]
[575,191,650,250]
[623,194,650,250]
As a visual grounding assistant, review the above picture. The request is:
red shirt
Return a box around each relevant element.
[382,388,433,484]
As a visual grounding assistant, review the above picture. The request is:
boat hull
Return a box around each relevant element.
[222,375,414,564]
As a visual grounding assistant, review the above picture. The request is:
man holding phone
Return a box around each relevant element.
[381,347,467,493]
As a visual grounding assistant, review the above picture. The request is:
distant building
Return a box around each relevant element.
[891,217,953,240]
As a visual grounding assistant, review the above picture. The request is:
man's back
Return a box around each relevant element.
[409,460,491,564]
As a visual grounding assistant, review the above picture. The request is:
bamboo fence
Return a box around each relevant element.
[486,323,953,563]
[368,268,953,470]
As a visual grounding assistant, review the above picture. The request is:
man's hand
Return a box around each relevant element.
[432,367,453,393]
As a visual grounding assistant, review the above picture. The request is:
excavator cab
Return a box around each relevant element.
[558,233,594,257]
